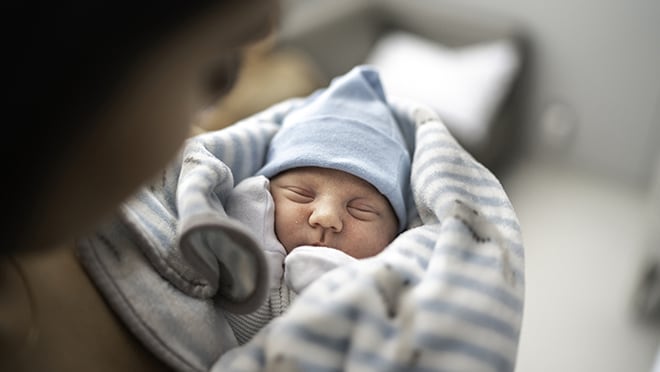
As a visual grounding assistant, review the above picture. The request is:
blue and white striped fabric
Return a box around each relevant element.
[211,99,524,372]
[78,93,524,372]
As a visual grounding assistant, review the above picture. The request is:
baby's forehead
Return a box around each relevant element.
[274,167,381,194]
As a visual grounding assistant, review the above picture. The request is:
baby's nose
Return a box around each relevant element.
[308,202,343,232]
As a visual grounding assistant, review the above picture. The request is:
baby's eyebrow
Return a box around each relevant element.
[280,179,309,188]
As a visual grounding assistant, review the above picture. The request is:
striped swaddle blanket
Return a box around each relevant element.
[78,95,524,372]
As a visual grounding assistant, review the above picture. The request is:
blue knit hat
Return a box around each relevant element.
[258,65,410,231]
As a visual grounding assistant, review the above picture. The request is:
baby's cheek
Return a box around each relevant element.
[343,225,388,258]
[274,205,304,252]
[274,222,294,253]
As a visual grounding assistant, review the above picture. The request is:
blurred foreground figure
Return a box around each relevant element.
[0,1,277,371]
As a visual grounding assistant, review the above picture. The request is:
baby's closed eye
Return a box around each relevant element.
[347,203,380,220]
[283,186,314,203]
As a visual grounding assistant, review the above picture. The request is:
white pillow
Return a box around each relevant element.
[365,31,520,147]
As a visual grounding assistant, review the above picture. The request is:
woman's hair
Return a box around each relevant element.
[2,2,219,252]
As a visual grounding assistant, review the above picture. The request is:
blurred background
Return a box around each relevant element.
[197,0,660,370]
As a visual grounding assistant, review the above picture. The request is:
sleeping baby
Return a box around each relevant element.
[222,65,411,343]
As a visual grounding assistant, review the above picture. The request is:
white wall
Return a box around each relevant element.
[504,160,660,372]
[446,0,660,189]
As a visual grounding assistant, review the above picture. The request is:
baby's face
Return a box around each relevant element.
[270,167,398,258]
